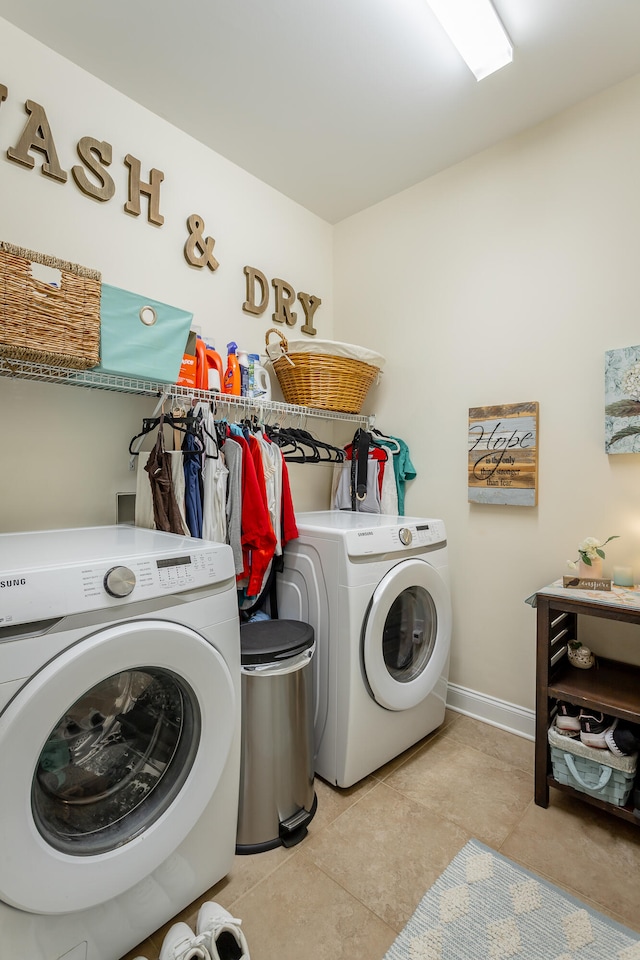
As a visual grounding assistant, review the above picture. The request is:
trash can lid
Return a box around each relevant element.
[239,619,314,665]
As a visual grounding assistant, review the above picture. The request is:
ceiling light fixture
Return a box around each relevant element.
[425,0,513,81]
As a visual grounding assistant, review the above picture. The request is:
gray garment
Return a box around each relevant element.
[195,403,229,544]
[333,458,381,513]
[223,437,244,575]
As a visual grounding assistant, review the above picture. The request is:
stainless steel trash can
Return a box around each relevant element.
[236,619,317,854]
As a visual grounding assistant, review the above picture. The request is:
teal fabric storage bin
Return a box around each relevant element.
[94,284,193,383]
[548,724,637,806]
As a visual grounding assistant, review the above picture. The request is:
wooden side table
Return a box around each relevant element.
[534,581,640,825]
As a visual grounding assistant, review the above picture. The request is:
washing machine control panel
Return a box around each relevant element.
[83,550,221,603]
[0,545,234,627]
[345,519,446,557]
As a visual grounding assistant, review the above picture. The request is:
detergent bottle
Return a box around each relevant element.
[238,348,249,397]
[194,335,209,391]
[247,353,257,397]
[205,343,224,392]
[223,341,241,395]
[250,354,271,400]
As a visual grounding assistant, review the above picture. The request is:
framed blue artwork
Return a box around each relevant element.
[605,345,640,454]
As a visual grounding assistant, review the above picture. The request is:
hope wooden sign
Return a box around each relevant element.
[468,401,539,506]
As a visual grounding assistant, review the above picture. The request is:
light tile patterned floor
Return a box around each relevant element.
[121,712,640,960]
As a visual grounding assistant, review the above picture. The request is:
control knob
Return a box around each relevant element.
[104,565,136,598]
[399,527,413,546]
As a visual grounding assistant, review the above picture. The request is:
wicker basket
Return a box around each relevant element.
[265,328,382,414]
[0,241,101,370]
[548,725,637,807]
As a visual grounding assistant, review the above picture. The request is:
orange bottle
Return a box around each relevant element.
[195,336,208,391]
[205,343,224,392]
[223,341,241,395]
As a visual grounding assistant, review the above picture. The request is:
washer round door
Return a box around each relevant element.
[0,618,237,914]
[362,558,451,711]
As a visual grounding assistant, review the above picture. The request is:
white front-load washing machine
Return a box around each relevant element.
[0,525,241,960]
[278,511,451,788]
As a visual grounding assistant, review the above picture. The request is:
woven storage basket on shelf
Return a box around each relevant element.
[548,724,637,807]
[265,328,383,414]
[0,241,101,370]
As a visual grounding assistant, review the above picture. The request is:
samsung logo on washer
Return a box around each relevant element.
[357,531,374,537]
[0,578,27,588]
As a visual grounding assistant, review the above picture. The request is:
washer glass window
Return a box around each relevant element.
[382,586,437,683]
[32,668,200,856]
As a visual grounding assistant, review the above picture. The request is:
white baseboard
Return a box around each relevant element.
[446,682,535,741]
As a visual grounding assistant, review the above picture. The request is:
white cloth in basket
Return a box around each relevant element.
[283,339,385,368]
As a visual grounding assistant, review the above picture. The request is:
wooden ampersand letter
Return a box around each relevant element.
[184,214,219,271]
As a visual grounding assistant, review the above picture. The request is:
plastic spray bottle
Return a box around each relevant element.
[223,341,241,395]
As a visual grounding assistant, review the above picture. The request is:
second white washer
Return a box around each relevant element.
[277,511,452,788]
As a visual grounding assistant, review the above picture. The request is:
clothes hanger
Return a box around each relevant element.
[350,428,388,462]
[286,429,321,463]
[187,405,220,459]
[214,418,229,448]
[296,429,346,464]
[192,401,220,459]
[265,424,308,461]
[128,413,204,456]
[372,428,401,454]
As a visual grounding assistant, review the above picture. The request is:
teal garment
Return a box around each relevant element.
[389,435,416,515]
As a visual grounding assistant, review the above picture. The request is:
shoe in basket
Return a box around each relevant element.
[579,712,617,749]
[555,700,580,735]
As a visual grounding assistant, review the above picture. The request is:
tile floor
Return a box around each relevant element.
[121,711,640,960]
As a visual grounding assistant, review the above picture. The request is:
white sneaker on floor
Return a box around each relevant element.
[159,921,213,960]
[196,902,250,960]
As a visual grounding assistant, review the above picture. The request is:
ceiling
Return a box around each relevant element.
[1,1,640,223]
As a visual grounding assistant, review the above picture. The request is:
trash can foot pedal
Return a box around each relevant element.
[280,823,308,848]
[279,792,318,847]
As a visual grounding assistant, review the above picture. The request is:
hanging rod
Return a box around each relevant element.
[0,356,375,427]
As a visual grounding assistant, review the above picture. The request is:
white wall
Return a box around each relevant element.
[4,18,640,720]
[333,73,640,713]
[0,19,336,532]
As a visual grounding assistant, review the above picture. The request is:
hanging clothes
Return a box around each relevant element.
[387,434,416,515]
[223,436,244,575]
[143,418,185,535]
[376,440,399,515]
[135,449,189,534]
[196,403,229,544]
[234,432,277,597]
[257,432,280,552]
[332,431,387,513]
[182,428,203,538]
[331,429,416,516]
[333,458,381,513]
[238,430,299,618]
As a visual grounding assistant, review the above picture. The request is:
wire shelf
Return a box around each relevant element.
[0,356,373,426]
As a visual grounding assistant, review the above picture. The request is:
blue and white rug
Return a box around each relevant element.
[384,839,640,959]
